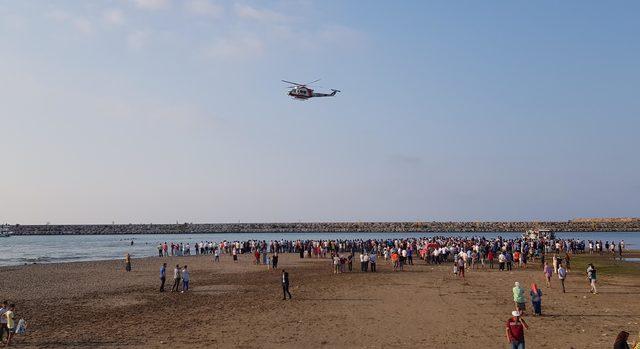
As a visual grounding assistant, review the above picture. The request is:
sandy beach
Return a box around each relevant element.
[1,252,639,348]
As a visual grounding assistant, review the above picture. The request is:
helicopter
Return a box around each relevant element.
[282,79,340,100]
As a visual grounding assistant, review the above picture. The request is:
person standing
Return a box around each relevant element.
[125,253,132,272]
[513,282,526,313]
[281,270,292,300]
[171,264,181,292]
[214,248,220,262]
[4,304,15,347]
[543,262,553,288]
[558,264,567,293]
[272,252,279,269]
[457,256,465,278]
[363,253,370,272]
[369,251,377,272]
[498,252,506,271]
[505,310,529,349]
[506,251,513,271]
[488,250,495,269]
[159,263,167,292]
[587,263,598,294]
[401,248,408,270]
[618,243,624,261]
[530,283,542,316]
[181,265,190,292]
[0,300,7,343]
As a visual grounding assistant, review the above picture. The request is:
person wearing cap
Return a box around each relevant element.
[505,310,529,349]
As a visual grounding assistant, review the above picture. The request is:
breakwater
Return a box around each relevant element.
[7,220,640,235]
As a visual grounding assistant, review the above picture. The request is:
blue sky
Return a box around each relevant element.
[1,1,638,224]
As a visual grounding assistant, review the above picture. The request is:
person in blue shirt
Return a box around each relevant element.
[159,263,167,292]
[369,252,377,272]
[506,252,513,271]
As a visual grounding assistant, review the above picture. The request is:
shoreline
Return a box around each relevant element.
[3,248,639,269]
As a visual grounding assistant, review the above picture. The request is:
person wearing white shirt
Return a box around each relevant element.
[363,253,370,272]
[498,252,506,271]
[171,264,181,292]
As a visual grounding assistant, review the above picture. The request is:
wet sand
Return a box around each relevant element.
[1,253,639,348]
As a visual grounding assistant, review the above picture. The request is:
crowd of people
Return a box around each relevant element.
[140,234,636,348]
[151,235,627,278]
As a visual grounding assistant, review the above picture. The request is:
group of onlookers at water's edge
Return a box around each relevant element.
[120,235,636,348]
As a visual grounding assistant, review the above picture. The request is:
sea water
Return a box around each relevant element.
[0,232,638,267]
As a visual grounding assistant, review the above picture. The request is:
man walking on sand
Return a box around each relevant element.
[159,263,167,292]
[281,270,292,300]
[558,263,567,293]
[506,310,529,349]
[171,264,181,292]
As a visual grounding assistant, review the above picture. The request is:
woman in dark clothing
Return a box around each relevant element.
[613,331,636,349]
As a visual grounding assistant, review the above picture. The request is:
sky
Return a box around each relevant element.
[1,1,639,224]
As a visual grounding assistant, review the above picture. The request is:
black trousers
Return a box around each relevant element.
[282,283,292,299]
[370,262,376,272]
[172,278,181,292]
[160,277,166,292]
[0,323,6,341]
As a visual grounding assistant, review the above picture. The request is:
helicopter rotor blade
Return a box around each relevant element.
[305,78,321,85]
[282,80,304,86]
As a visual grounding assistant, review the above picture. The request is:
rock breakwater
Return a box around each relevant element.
[7,219,640,235]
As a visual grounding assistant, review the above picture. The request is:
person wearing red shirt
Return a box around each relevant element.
[506,310,529,349]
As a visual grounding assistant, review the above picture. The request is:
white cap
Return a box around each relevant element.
[512,310,521,317]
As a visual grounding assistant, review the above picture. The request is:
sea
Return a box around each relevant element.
[0,232,638,267]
